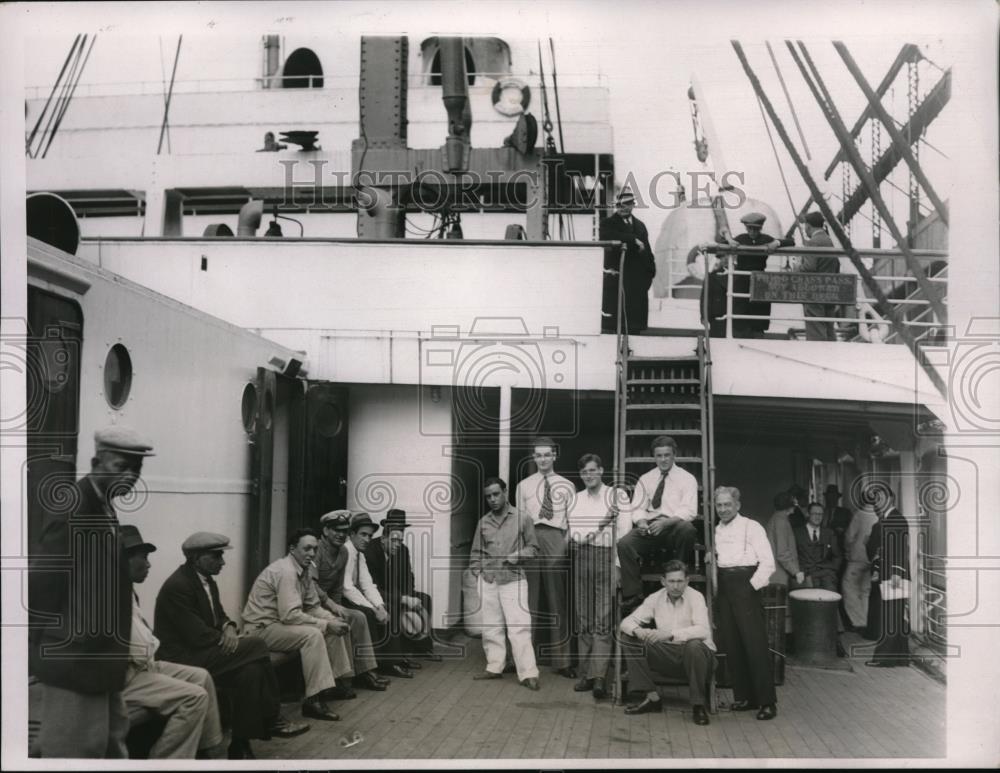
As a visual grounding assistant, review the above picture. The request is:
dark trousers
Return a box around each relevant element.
[343,600,402,667]
[804,303,837,341]
[716,567,776,706]
[623,635,714,707]
[172,635,279,741]
[572,542,614,679]
[873,596,910,663]
[526,524,571,669]
[617,519,698,600]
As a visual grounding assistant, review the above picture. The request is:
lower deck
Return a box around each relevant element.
[258,630,946,762]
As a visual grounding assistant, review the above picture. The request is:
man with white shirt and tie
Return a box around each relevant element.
[618,435,699,613]
[711,486,777,721]
[516,436,577,678]
[620,561,715,726]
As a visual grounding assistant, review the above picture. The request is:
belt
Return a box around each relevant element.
[718,565,757,572]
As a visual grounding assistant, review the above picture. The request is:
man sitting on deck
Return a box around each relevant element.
[620,560,715,726]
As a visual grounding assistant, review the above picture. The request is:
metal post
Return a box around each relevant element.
[788,41,947,325]
[724,255,735,339]
[731,40,947,399]
[612,241,628,706]
[833,42,948,228]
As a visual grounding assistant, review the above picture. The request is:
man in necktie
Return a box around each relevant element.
[791,502,841,592]
[516,437,577,678]
[120,526,225,759]
[154,532,310,759]
[618,436,699,613]
[598,187,656,334]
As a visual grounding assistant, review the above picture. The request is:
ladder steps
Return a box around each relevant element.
[625,429,702,436]
[626,404,700,410]
[626,456,703,464]
[626,378,701,385]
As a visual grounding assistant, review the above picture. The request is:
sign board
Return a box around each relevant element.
[750,272,857,304]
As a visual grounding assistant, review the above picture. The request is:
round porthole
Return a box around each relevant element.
[241,383,258,433]
[103,344,133,408]
[314,400,344,438]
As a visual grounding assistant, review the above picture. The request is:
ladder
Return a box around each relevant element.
[610,246,717,707]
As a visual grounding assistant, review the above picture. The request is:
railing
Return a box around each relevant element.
[918,550,947,652]
[700,244,948,343]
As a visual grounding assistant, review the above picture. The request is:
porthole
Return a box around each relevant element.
[314,400,344,438]
[103,344,132,408]
[241,383,258,433]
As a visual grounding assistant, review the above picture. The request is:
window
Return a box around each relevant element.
[103,343,133,408]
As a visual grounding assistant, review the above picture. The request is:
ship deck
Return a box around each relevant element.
[258,630,945,762]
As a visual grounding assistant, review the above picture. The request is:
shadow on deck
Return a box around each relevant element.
[258,631,945,761]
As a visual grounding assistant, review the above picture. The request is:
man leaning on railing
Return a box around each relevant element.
[797,212,840,341]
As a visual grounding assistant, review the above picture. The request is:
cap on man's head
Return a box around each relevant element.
[381,508,410,531]
[181,532,233,555]
[95,425,155,457]
[824,484,841,497]
[350,512,377,532]
[740,212,766,227]
[616,188,636,204]
[120,524,157,554]
[804,211,825,228]
[320,509,352,531]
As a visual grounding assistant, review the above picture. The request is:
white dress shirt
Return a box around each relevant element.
[342,539,384,609]
[619,586,716,651]
[714,514,775,591]
[516,471,575,531]
[568,484,631,544]
[129,592,159,672]
[628,464,699,524]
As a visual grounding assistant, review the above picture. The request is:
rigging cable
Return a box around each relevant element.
[156,35,183,155]
[766,41,811,161]
[42,34,97,159]
[26,34,81,157]
[754,91,805,245]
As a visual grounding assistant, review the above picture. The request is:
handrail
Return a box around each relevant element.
[702,244,948,260]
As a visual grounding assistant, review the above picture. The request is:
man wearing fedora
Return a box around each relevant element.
[365,509,440,665]
[154,532,310,760]
[707,212,794,338]
[798,211,840,341]
[30,425,154,758]
[341,512,414,679]
[242,528,356,723]
[121,526,224,759]
[312,510,391,691]
[599,187,657,334]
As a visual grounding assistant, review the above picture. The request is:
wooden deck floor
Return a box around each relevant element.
[258,631,946,762]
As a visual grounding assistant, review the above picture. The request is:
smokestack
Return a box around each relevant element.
[263,35,281,88]
[439,37,471,173]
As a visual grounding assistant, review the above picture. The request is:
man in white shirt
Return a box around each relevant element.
[620,561,715,725]
[516,436,577,678]
[341,512,413,679]
[120,526,225,759]
[712,486,777,720]
[618,436,700,611]
[569,453,630,699]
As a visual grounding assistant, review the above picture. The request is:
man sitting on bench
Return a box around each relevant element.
[620,560,715,726]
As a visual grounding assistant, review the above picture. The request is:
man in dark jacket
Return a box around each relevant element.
[799,211,840,341]
[792,503,842,591]
[365,509,440,664]
[707,212,794,338]
[153,532,309,759]
[29,426,154,758]
[865,491,911,667]
[599,188,657,334]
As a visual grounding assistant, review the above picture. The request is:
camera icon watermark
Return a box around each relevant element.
[418,316,579,439]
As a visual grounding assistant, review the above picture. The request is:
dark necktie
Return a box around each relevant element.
[206,575,221,627]
[539,477,553,520]
[650,470,668,510]
[811,528,819,544]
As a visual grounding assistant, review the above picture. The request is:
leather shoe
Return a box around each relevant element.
[624,697,662,715]
[301,698,340,722]
[380,664,414,679]
[228,738,255,760]
[324,684,357,700]
[521,677,540,691]
[731,700,758,711]
[266,717,310,738]
[402,658,422,670]
[756,704,777,721]
[592,678,608,700]
[473,670,502,681]
[555,666,578,679]
[355,671,389,691]
[692,705,710,726]
[573,677,593,692]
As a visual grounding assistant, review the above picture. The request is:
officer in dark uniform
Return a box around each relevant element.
[599,188,657,334]
[707,212,794,338]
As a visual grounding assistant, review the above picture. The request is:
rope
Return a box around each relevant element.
[156,36,182,155]
[26,34,81,157]
[42,35,96,159]
[754,92,805,245]
[766,41,811,161]
[548,38,565,153]
[537,40,556,154]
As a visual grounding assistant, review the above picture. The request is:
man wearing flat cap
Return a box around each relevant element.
[29,425,153,758]
[154,532,310,760]
[707,212,794,338]
[599,187,657,334]
[342,512,414,679]
[365,509,440,665]
[312,510,390,691]
[798,211,841,341]
[121,525,225,758]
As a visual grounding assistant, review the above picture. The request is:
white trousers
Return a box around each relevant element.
[123,660,223,759]
[842,560,873,628]
[479,577,539,681]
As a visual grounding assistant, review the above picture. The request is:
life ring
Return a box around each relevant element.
[491,77,531,116]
